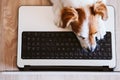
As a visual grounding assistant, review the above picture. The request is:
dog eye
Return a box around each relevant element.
[90,32,98,35]
[95,32,97,34]
[79,36,85,39]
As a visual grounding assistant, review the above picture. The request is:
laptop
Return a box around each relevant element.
[17,6,116,71]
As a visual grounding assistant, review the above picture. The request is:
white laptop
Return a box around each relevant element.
[17,6,116,71]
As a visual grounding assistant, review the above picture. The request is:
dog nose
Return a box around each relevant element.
[90,45,97,52]
[87,47,91,52]
[90,47,95,52]
[86,46,96,52]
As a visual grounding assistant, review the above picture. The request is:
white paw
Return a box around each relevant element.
[97,18,107,40]
[97,29,106,40]
[54,18,63,27]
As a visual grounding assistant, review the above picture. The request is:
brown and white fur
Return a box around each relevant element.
[51,0,108,52]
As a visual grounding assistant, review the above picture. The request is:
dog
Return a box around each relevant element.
[51,0,108,52]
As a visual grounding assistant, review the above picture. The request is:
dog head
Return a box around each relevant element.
[61,1,108,52]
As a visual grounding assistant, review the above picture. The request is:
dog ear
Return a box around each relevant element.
[61,7,78,28]
[94,1,108,20]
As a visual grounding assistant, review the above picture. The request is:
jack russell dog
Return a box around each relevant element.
[50,0,108,52]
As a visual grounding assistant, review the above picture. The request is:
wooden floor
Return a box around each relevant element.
[0,0,120,79]
[0,0,51,71]
[1,72,120,80]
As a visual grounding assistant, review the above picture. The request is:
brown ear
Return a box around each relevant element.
[94,1,108,20]
[61,7,78,28]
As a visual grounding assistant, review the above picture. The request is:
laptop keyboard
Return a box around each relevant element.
[22,32,112,59]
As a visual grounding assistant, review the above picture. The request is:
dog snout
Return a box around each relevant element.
[85,46,96,52]
[89,43,97,52]
[90,46,96,52]
[78,35,97,52]
[83,46,96,52]
[83,43,97,52]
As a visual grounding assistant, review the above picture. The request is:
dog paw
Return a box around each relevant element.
[97,30,106,40]
[54,19,63,27]
[53,16,63,27]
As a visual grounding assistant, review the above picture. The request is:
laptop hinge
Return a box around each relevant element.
[22,66,113,71]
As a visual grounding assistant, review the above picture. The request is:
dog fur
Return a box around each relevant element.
[51,0,108,52]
